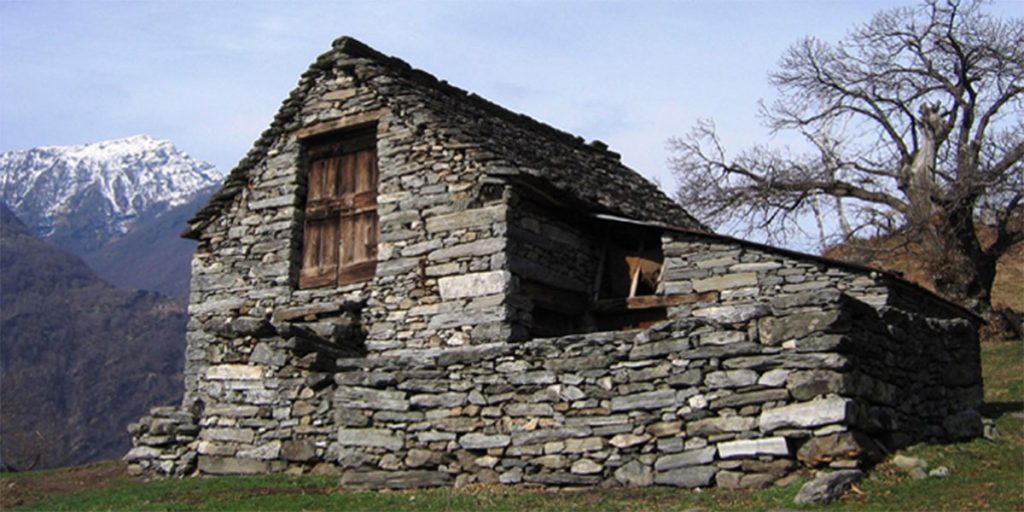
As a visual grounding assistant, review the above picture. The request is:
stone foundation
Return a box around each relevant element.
[128,286,981,488]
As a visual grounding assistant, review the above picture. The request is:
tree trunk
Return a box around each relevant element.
[929,202,995,317]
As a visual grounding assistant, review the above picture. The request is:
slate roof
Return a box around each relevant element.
[184,37,704,239]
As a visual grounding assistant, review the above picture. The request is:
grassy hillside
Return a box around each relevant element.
[3,340,1020,511]
[0,204,186,471]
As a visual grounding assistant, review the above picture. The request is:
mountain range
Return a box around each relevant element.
[0,136,222,470]
[0,135,222,300]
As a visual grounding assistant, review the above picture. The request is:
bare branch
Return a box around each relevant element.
[670,0,1023,316]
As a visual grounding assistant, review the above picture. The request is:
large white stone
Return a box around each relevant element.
[759,397,853,432]
[692,272,758,292]
[438,270,510,300]
[717,437,790,458]
[337,428,405,451]
[206,364,263,380]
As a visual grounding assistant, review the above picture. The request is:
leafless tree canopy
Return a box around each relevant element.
[670,0,1022,314]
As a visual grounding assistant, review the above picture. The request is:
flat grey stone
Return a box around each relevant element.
[794,470,864,505]
[705,369,758,388]
[281,440,317,462]
[692,304,769,324]
[341,470,451,489]
[337,428,404,451]
[760,397,853,432]
[335,387,409,411]
[759,310,848,345]
[459,433,511,450]
[686,416,756,436]
[717,437,790,459]
[614,460,654,487]
[410,392,467,409]
[438,270,509,300]
[654,446,717,471]
[610,389,679,411]
[198,456,278,475]
[692,273,758,292]
[654,465,717,488]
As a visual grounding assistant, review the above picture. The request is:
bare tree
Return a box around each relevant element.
[671,0,1023,318]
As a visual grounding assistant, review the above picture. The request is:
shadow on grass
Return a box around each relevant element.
[979,401,1024,418]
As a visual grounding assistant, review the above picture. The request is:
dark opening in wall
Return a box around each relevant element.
[598,228,664,300]
[517,210,670,338]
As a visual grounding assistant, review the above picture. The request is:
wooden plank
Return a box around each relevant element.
[321,218,339,272]
[325,155,340,197]
[300,264,338,289]
[291,108,388,140]
[302,220,320,271]
[339,260,376,285]
[592,291,719,312]
[307,159,324,201]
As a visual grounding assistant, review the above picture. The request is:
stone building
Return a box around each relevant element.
[127,37,984,489]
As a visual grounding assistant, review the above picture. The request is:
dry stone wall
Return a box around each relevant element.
[127,229,982,484]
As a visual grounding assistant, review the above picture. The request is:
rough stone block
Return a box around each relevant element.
[609,433,650,449]
[425,205,506,233]
[794,469,864,505]
[686,416,756,436]
[692,273,758,292]
[523,472,602,486]
[629,338,691,360]
[717,437,790,458]
[759,397,853,432]
[281,440,317,462]
[511,427,589,446]
[654,446,717,471]
[340,470,451,489]
[335,387,409,411]
[459,433,511,450]
[198,456,277,475]
[692,304,769,324]
[571,459,603,474]
[563,437,605,453]
[653,465,717,488]
[337,428,405,451]
[428,238,504,262]
[797,431,880,467]
[614,460,654,487]
[787,370,850,400]
[705,369,759,389]
[505,403,554,417]
[610,389,679,411]
[410,392,467,409]
[237,440,282,460]
[710,389,790,409]
[438,270,510,300]
[759,310,848,345]
[123,446,162,461]
[200,428,255,444]
[206,364,263,380]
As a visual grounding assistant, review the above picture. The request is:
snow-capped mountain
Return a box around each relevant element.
[0,135,222,253]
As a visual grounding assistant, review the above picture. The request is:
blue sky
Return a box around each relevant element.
[2,0,1020,243]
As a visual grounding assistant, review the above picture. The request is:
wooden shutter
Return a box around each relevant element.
[299,129,378,288]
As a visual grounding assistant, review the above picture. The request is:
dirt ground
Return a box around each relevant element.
[0,460,127,509]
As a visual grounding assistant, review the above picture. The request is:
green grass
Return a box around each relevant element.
[8,341,1023,512]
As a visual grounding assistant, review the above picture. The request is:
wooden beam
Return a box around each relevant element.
[591,291,719,312]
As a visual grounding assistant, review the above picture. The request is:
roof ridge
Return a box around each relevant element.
[184,36,701,238]
[329,36,623,161]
